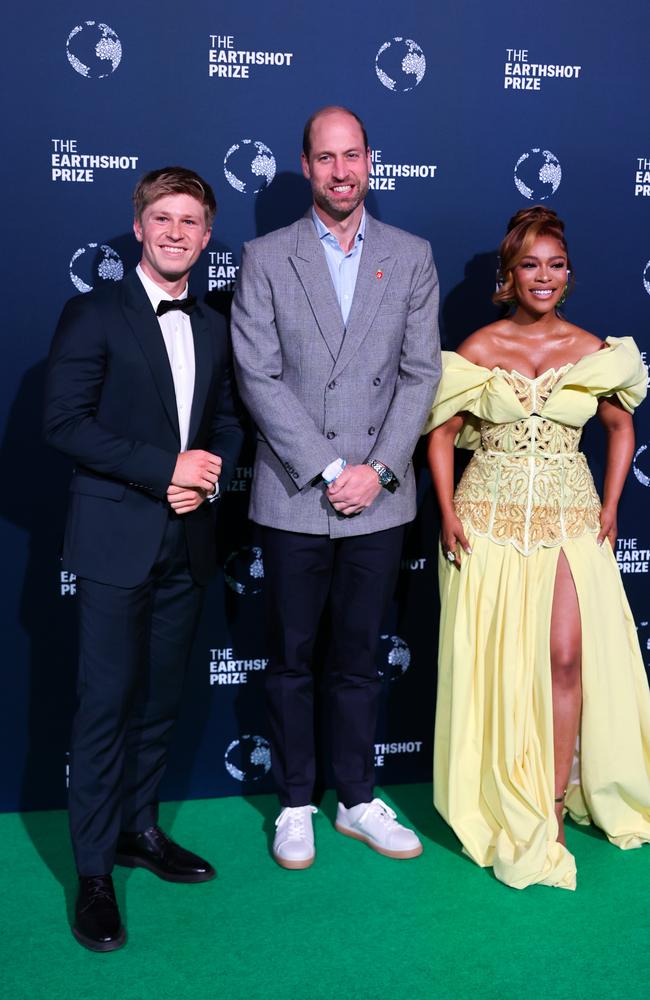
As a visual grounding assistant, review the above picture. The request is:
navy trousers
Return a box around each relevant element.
[261,524,405,809]
[69,514,204,876]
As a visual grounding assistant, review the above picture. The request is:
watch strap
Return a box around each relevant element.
[366,459,399,492]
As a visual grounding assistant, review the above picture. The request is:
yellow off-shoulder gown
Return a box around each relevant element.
[425,337,650,890]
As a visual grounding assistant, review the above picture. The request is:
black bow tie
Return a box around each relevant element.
[156,295,196,317]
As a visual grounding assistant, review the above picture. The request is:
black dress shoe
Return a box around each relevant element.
[72,875,126,952]
[115,825,216,883]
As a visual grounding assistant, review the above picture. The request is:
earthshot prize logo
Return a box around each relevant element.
[503,48,582,91]
[224,140,276,194]
[514,148,562,201]
[69,243,124,294]
[208,34,294,79]
[374,740,424,769]
[621,445,650,572]
[60,570,77,597]
[66,22,122,78]
[51,139,139,184]
[375,38,426,92]
[224,736,272,782]
[369,149,437,193]
[208,252,239,292]
[635,158,650,197]
[209,646,269,686]
[616,537,650,575]
[401,557,427,571]
[223,465,252,493]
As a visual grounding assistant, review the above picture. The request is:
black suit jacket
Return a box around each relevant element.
[44,269,243,587]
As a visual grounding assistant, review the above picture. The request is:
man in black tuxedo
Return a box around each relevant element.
[44,167,243,952]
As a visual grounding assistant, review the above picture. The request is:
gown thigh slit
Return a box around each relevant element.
[549,548,582,802]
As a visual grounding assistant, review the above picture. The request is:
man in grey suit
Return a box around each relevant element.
[231,106,440,868]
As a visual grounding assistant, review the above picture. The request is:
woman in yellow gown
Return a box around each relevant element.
[426,206,650,890]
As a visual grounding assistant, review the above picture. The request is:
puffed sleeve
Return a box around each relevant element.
[422,352,524,450]
[600,337,648,412]
[545,337,648,425]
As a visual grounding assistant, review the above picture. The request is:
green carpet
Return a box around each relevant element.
[2,784,648,1000]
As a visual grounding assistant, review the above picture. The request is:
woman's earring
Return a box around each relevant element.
[496,265,516,306]
[558,270,571,307]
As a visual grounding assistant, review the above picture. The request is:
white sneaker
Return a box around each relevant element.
[272,805,318,870]
[335,798,423,859]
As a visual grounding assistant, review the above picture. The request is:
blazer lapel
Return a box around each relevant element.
[187,306,212,446]
[331,215,394,380]
[122,271,180,444]
[289,216,345,362]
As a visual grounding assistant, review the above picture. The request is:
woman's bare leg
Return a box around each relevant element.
[549,550,582,845]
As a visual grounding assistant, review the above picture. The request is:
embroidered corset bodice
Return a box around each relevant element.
[453,366,602,554]
[424,338,647,555]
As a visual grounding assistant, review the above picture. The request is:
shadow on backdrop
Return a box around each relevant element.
[0,359,78,905]
[441,251,501,350]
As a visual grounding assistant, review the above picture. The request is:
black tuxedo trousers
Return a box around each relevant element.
[70,511,203,876]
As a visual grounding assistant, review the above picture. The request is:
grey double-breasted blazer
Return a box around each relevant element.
[230,210,441,537]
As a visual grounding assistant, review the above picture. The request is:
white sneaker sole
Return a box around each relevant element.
[272,850,315,870]
[335,822,423,859]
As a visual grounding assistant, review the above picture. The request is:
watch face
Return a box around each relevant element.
[367,460,396,490]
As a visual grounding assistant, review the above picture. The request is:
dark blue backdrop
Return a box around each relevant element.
[2,1,649,811]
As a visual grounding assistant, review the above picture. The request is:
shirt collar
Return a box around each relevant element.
[136,263,189,313]
[311,207,366,249]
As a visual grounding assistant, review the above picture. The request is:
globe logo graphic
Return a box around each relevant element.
[223,545,265,595]
[377,634,411,681]
[375,38,426,92]
[66,22,122,79]
[514,148,562,201]
[69,243,124,294]
[633,444,650,488]
[224,140,276,194]
[643,259,650,296]
[224,735,272,782]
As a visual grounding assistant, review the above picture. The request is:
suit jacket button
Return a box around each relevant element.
[368,426,376,435]
[326,431,336,440]
[373,377,381,386]
[293,472,299,479]
[328,380,336,390]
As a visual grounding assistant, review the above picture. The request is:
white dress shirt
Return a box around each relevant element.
[136,264,195,451]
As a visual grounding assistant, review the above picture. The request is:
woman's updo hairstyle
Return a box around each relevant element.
[493,205,574,306]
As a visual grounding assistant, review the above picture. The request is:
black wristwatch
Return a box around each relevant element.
[366,459,399,494]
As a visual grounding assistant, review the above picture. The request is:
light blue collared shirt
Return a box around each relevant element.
[311,207,365,326]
